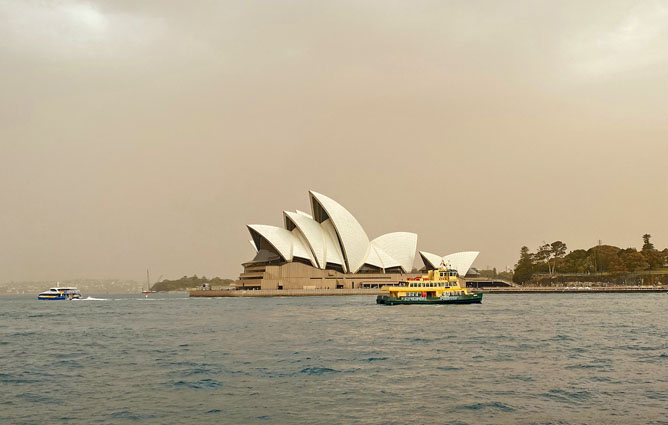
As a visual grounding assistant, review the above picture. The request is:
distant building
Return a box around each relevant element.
[236,191,478,290]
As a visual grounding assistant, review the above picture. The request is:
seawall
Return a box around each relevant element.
[189,286,667,297]
[189,288,384,297]
[480,286,667,294]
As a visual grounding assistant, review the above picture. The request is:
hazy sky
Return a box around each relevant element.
[1,0,667,282]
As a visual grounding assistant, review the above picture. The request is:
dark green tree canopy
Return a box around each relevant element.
[511,234,665,283]
[642,234,655,251]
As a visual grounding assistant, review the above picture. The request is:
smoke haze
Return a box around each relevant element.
[1,0,667,282]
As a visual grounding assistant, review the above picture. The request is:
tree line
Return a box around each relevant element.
[513,234,668,284]
[151,275,234,291]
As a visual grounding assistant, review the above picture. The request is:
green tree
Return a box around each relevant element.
[513,246,535,284]
[534,243,552,274]
[619,249,649,272]
[587,245,621,272]
[642,250,664,269]
[549,241,567,274]
[563,249,589,273]
[639,234,664,269]
[608,255,626,273]
[642,234,655,251]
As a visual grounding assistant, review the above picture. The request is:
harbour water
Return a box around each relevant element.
[1,293,667,424]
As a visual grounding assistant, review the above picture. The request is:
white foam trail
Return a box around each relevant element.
[137,297,189,301]
[79,296,110,301]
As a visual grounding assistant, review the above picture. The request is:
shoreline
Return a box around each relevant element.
[188,286,667,297]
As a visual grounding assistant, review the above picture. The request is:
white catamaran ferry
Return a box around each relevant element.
[37,287,82,301]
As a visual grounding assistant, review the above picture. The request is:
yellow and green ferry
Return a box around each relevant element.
[376,267,482,305]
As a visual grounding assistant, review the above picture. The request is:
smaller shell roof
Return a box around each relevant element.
[419,251,479,276]
[419,251,443,269]
[367,244,402,270]
[371,232,417,273]
[442,251,479,276]
[247,225,297,262]
[284,211,326,268]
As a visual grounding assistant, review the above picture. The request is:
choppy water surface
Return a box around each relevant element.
[1,293,667,424]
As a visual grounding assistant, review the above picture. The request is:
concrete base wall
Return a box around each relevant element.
[237,262,418,290]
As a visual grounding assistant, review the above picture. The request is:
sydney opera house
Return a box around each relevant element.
[237,191,479,290]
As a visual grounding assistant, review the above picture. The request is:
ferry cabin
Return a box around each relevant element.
[381,268,469,299]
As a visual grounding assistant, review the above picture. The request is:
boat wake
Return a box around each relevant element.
[135,297,190,301]
[78,296,110,301]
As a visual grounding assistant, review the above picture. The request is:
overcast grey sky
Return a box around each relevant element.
[1,0,667,282]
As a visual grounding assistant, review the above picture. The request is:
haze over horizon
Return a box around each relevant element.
[1,0,667,283]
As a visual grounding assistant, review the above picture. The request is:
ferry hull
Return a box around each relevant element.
[37,295,81,301]
[376,293,482,305]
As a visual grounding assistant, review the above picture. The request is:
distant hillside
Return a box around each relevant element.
[0,279,142,295]
[151,276,234,292]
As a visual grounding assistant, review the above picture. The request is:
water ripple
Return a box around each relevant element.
[1,293,667,424]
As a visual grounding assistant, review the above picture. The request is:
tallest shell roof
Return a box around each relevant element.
[309,191,370,273]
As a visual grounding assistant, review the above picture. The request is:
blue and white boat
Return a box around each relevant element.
[37,287,82,300]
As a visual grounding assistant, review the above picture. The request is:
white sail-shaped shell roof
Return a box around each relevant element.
[419,250,479,276]
[442,251,479,277]
[364,245,384,269]
[295,210,313,219]
[284,211,326,268]
[419,251,443,269]
[248,225,296,262]
[309,191,370,273]
[320,219,346,270]
[371,232,418,273]
[246,191,436,274]
[248,224,318,267]
[291,228,317,266]
[366,244,402,270]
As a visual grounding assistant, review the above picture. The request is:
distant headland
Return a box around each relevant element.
[151,275,234,292]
